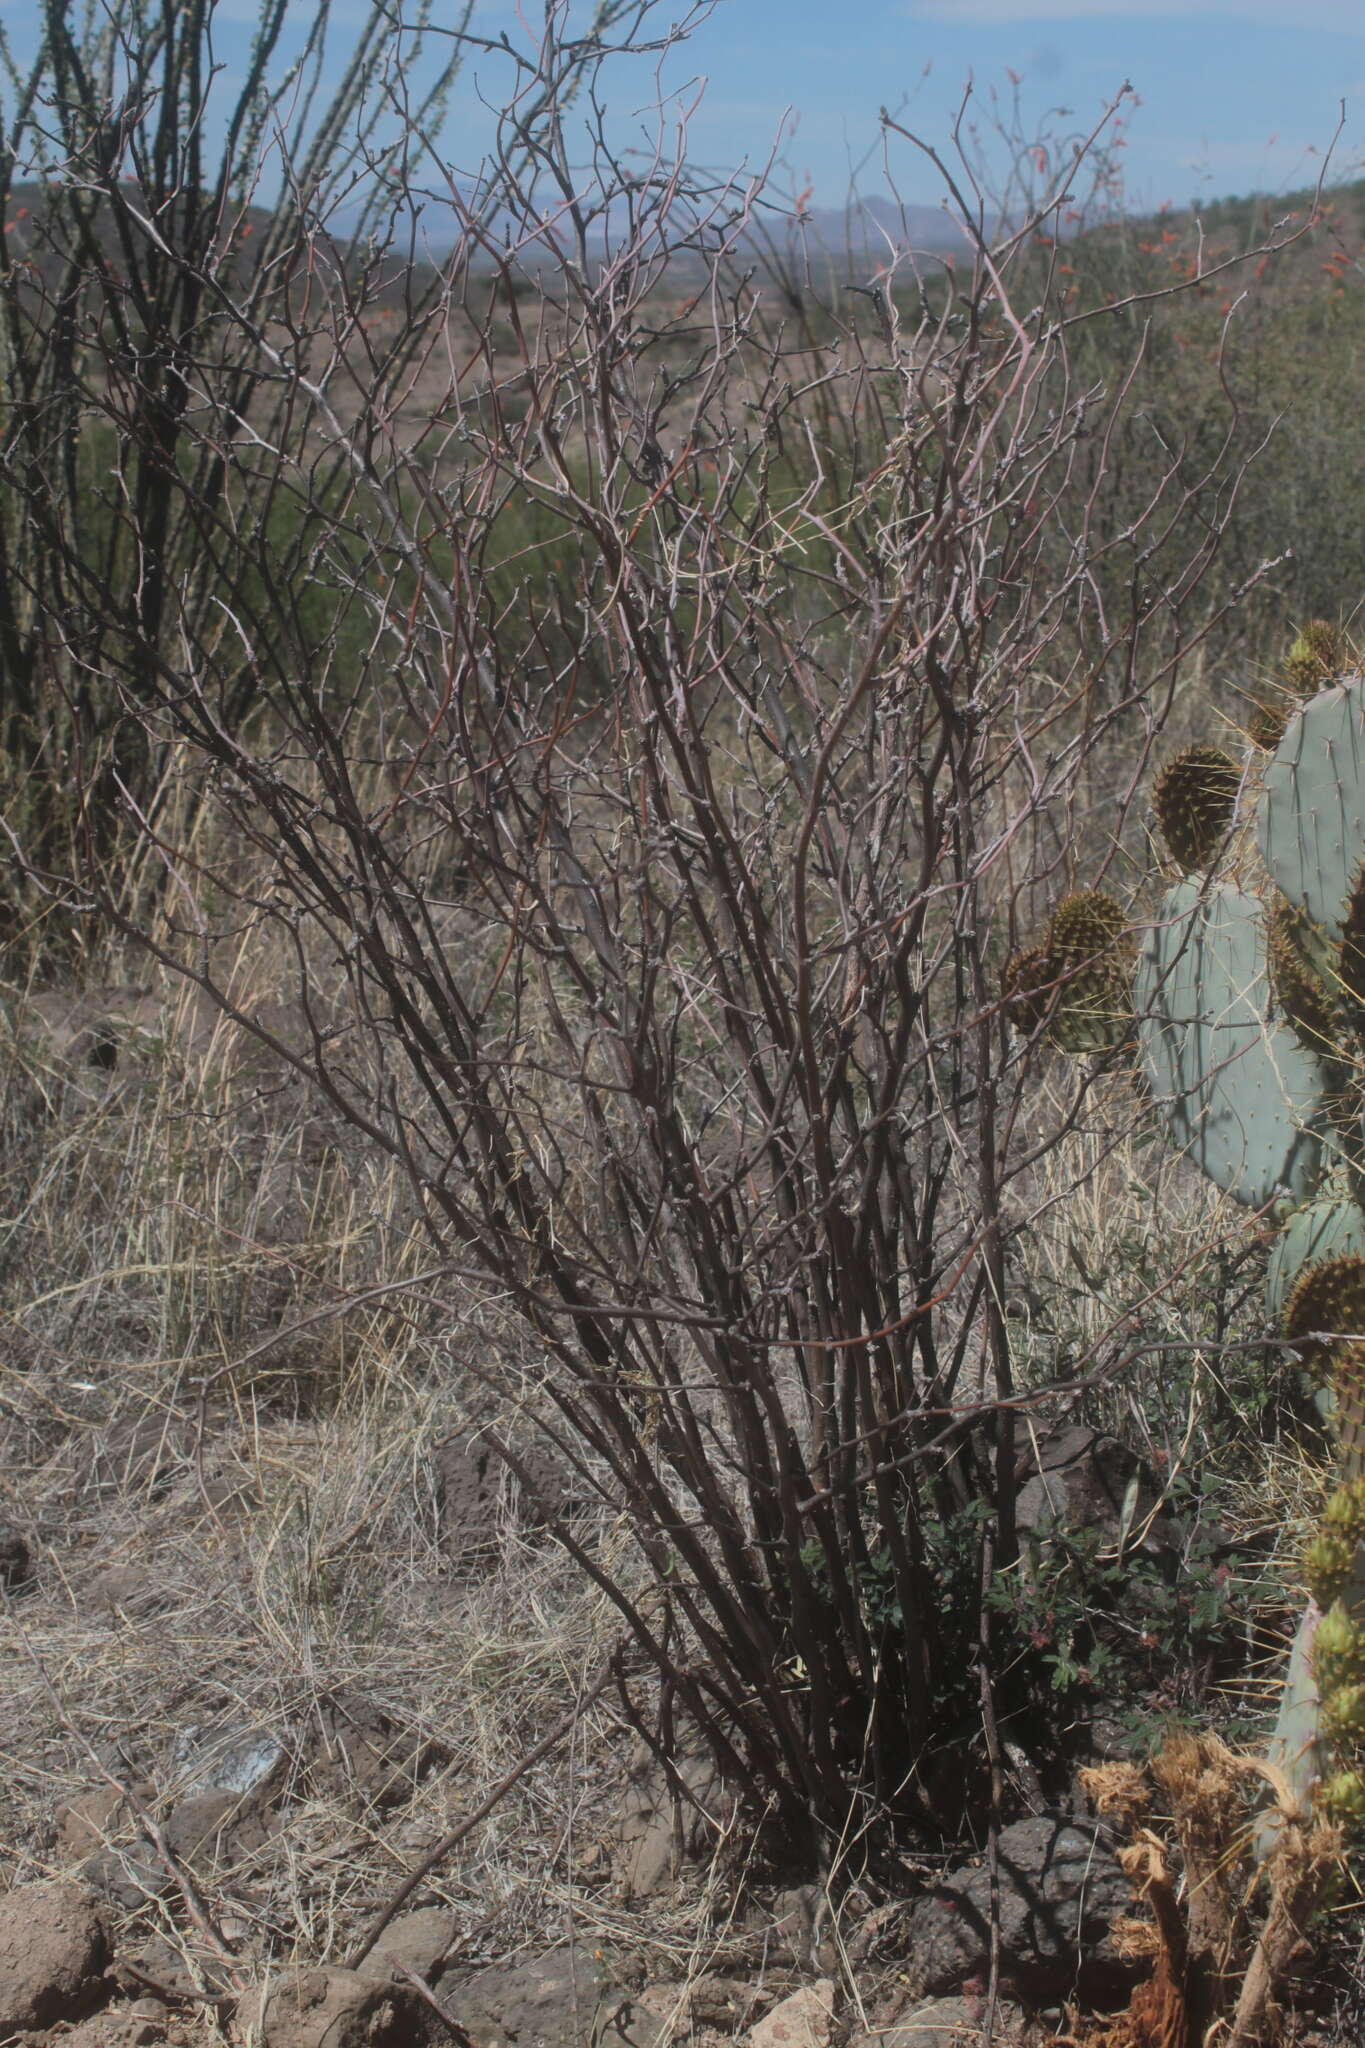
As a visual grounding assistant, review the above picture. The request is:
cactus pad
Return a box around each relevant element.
[1001,946,1054,1034]
[1284,1255,1365,1371]
[1313,1602,1365,1695]
[1268,898,1341,1056]
[1135,880,1328,1206]
[1306,1529,1357,1609]
[1002,893,1131,1052]
[1258,673,1365,941]
[1335,1342,1365,1476]
[1286,619,1343,694]
[1153,745,1241,872]
[1323,1681,1365,1744]
[1267,1197,1365,1320]
[1318,1769,1365,1827]
[1048,890,1128,960]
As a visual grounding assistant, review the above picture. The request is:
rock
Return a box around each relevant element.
[430,1434,564,1564]
[0,1881,111,2033]
[246,1965,432,2047]
[1015,1426,1172,1570]
[765,1886,821,1965]
[849,1995,1025,2046]
[901,1814,1134,2002]
[56,1787,138,1862]
[366,1908,454,1985]
[172,1721,287,1798]
[79,1848,172,1913]
[597,1976,764,2047]
[116,1935,234,2007]
[614,1737,737,1898]
[454,1948,625,2048]
[300,1693,445,1810]
[745,1981,835,2047]
[46,2002,167,2046]
[163,1789,269,1872]
[83,1566,174,1619]
[0,1522,32,1589]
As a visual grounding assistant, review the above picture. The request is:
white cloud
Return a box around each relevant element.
[906,0,1363,25]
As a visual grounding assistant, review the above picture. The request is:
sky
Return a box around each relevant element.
[4,0,1361,225]
[645,0,1365,217]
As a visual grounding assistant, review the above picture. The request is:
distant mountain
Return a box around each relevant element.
[774,193,987,257]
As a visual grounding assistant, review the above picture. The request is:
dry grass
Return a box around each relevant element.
[4,832,1364,2036]
[0,946,705,1994]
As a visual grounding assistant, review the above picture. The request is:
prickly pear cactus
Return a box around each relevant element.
[1004,623,1365,1855]
[1258,673,1365,943]
[1266,1277,1365,1839]
[1134,879,1328,1207]
[1001,889,1132,1054]
[1267,1195,1365,1320]
[1152,745,1242,873]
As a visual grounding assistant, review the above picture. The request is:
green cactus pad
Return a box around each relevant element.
[1285,619,1343,694]
[1284,1257,1365,1373]
[1323,1681,1365,1745]
[1318,1768,1365,1828]
[1135,880,1328,1206]
[1320,1473,1365,1542]
[1258,673,1365,941]
[1313,1602,1365,1695]
[1267,898,1341,1056]
[1262,1604,1328,1858]
[1267,1199,1365,1320]
[1306,1529,1357,1609]
[1048,890,1128,960]
[1153,746,1241,873]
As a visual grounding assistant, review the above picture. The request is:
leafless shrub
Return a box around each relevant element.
[7,0,1311,1872]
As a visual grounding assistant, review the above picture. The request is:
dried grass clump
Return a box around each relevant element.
[1077,1731,1345,2048]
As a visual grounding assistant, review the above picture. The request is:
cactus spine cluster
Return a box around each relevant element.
[1005,624,1365,1837]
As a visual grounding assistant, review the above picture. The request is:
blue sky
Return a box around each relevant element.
[4,1,1361,222]
[652,1,1365,215]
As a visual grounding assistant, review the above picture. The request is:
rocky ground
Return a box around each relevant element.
[4,980,1364,2047]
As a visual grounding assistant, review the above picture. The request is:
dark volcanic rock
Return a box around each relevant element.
[901,1814,1135,2002]
[0,1521,32,1590]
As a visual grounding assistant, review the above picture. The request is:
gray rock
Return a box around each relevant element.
[1015,1426,1171,1568]
[613,1737,736,1899]
[245,1965,432,2048]
[79,1848,172,1913]
[163,1789,269,1872]
[453,1948,625,2048]
[849,1995,1025,2046]
[172,1722,287,1797]
[901,1815,1134,2001]
[366,1907,455,1985]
